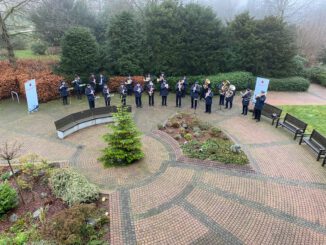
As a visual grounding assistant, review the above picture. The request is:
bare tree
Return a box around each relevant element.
[0,0,37,67]
[0,141,25,205]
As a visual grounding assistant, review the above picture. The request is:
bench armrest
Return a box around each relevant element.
[299,133,311,145]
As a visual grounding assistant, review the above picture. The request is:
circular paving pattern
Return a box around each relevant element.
[1,87,326,244]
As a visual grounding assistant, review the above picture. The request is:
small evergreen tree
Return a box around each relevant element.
[60,27,98,78]
[99,106,144,167]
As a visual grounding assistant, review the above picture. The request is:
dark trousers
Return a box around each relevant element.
[162,96,167,106]
[135,96,142,107]
[191,97,198,109]
[149,95,154,106]
[176,95,182,107]
[76,89,82,100]
[205,104,212,113]
[88,100,95,109]
[62,96,68,105]
[104,97,110,107]
[219,95,225,105]
[242,105,248,115]
[254,108,262,121]
[121,97,126,106]
[225,99,232,109]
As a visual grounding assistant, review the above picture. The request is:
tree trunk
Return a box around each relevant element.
[0,13,17,69]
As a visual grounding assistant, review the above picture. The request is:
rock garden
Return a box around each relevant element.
[159,113,249,165]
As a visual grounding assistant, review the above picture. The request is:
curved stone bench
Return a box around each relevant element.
[54,106,131,139]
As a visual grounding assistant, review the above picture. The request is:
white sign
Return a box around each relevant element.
[24,79,39,112]
[253,77,269,103]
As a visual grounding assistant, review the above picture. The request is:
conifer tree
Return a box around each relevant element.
[99,106,144,167]
[60,27,99,78]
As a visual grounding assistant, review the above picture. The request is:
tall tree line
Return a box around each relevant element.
[31,0,297,77]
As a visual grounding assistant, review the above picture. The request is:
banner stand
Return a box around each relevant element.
[24,79,39,113]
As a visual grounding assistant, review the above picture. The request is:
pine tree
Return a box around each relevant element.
[99,106,144,167]
[60,27,99,79]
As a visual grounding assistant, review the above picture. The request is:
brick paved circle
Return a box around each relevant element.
[1,86,326,244]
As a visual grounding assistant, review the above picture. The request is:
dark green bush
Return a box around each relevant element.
[304,67,326,87]
[31,42,48,55]
[168,71,255,94]
[49,169,99,206]
[268,77,310,91]
[0,182,18,216]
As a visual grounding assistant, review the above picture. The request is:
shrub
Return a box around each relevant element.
[305,67,326,87]
[49,169,99,206]
[168,71,255,94]
[42,204,108,245]
[31,41,48,55]
[198,121,211,131]
[268,77,310,91]
[184,133,193,141]
[210,127,222,137]
[157,123,164,130]
[1,172,10,181]
[0,182,18,216]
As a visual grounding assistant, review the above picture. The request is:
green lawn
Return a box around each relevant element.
[14,50,59,61]
[280,105,326,135]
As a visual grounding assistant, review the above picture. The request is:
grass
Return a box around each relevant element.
[280,105,326,135]
[14,50,59,61]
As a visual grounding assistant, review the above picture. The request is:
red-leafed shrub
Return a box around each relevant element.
[0,60,64,102]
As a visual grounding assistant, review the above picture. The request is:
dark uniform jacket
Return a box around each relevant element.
[133,85,143,97]
[254,95,266,110]
[190,84,200,99]
[59,85,68,97]
[205,91,213,105]
[160,82,169,96]
[85,87,95,101]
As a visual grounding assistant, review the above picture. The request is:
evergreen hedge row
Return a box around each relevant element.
[167,72,310,93]
[304,67,326,87]
[268,77,310,91]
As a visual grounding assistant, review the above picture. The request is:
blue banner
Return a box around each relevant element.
[24,79,39,112]
[253,77,269,103]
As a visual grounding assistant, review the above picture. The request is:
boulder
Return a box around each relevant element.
[33,207,43,219]
[230,144,241,154]
[9,213,18,223]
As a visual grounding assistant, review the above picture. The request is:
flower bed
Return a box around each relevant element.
[0,155,110,244]
[159,113,249,165]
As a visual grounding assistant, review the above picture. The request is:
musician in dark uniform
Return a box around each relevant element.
[225,88,234,109]
[147,80,155,106]
[119,83,127,106]
[133,83,143,108]
[98,73,108,93]
[85,84,95,109]
[205,87,213,114]
[102,84,110,107]
[126,75,133,96]
[253,91,266,122]
[89,74,96,91]
[190,81,200,110]
[175,80,184,108]
[72,75,83,100]
[241,88,251,115]
[59,81,69,105]
[160,80,169,106]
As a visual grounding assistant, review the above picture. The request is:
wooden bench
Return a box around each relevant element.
[276,113,307,140]
[54,106,131,139]
[299,129,326,165]
[261,103,282,125]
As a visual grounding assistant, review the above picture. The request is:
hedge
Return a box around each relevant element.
[304,67,326,87]
[168,71,255,94]
[167,72,309,92]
